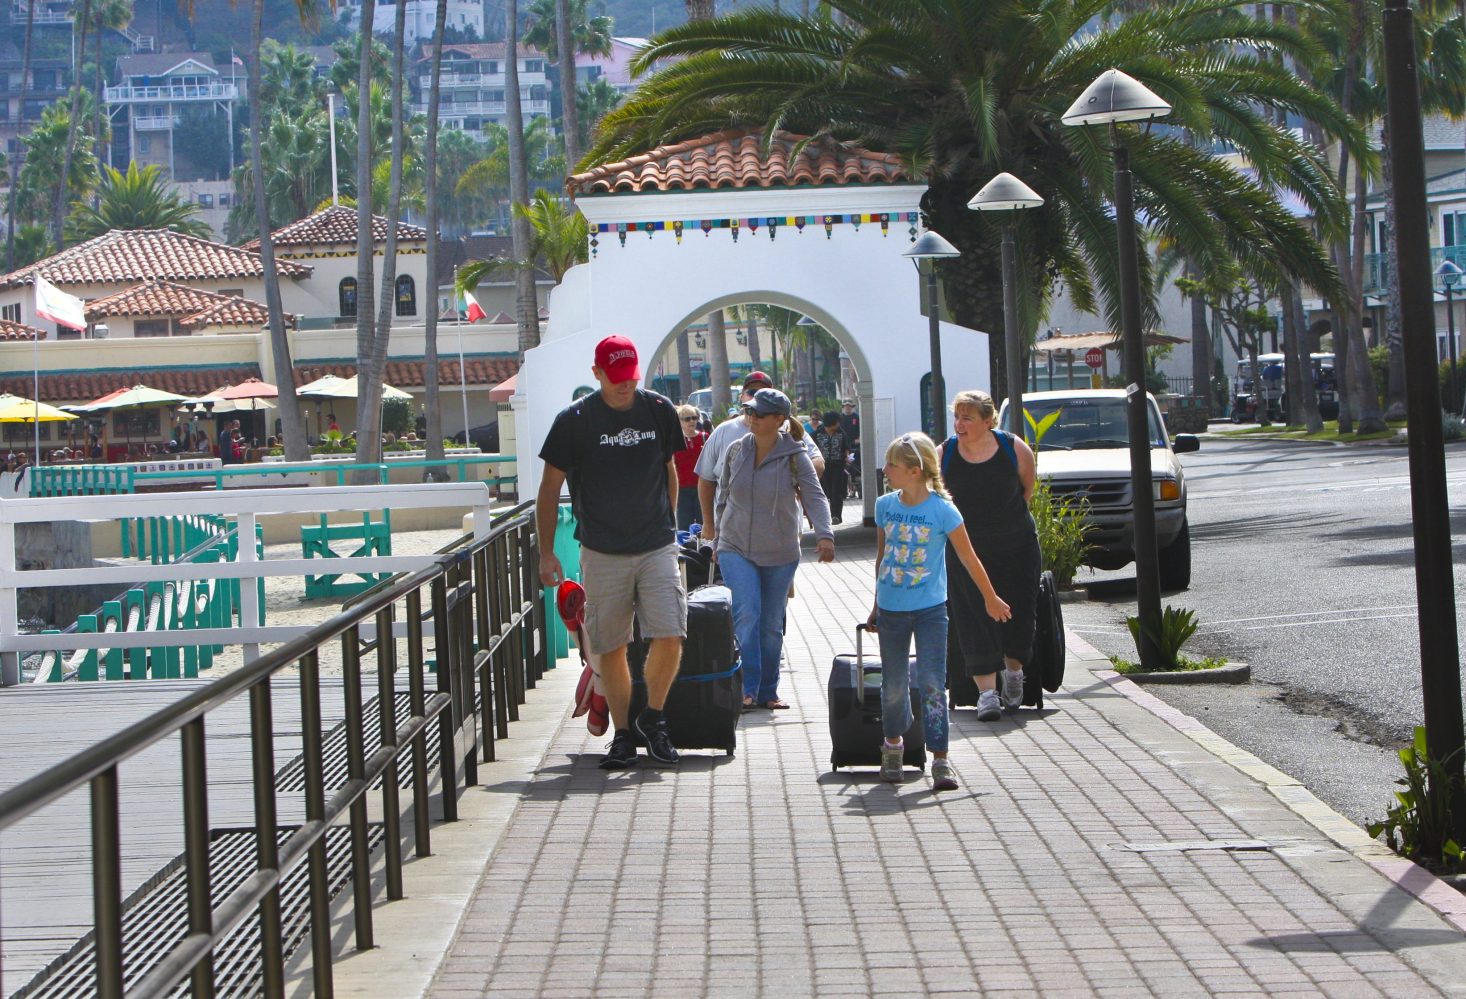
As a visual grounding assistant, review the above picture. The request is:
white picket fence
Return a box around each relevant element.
[0,482,495,686]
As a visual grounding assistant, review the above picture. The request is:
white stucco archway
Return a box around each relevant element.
[514,135,990,523]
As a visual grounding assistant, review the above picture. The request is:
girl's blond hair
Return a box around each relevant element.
[883,431,950,499]
[951,389,996,422]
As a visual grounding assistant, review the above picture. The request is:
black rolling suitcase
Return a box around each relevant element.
[828,624,926,772]
[947,570,1065,709]
[628,584,740,755]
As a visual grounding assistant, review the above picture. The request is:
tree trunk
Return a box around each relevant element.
[1288,283,1323,432]
[1279,279,1308,427]
[708,311,731,416]
[1186,263,1211,417]
[1380,112,1407,419]
[54,0,94,249]
[676,331,692,402]
[6,0,36,270]
[685,0,714,19]
[1346,168,1385,433]
[555,0,579,171]
[92,9,105,174]
[505,0,541,353]
[249,0,307,460]
[745,310,761,370]
[360,0,407,473]
[422,0,449,473]
[353,0,379,471]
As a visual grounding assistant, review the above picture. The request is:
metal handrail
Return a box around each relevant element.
[0,500,547,999]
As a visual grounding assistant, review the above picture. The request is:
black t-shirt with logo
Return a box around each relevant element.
[539,389,684,555]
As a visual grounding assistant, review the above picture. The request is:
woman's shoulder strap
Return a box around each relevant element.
[992,429,1018,470]
[939,434,958,476]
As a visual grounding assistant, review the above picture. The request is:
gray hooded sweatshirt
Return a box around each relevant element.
[714,431,834,566]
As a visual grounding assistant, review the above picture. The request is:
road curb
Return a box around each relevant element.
[1064,627,1466,937]
[1120,661,1250,684]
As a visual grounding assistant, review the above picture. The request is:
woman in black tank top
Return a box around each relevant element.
[941,389,1042,720]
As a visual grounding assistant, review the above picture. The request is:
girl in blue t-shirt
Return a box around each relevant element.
[867,432,1010,790]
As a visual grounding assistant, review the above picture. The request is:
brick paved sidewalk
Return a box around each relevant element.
[428,527,1466,998]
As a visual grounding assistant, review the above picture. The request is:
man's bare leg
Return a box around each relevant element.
[643,637,683,710]
[599,646,632,730]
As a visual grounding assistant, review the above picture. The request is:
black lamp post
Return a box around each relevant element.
[903,232,961,438]
[1062,68,1172,670]
[1438,259,1462,414]
[969,172,1045,438]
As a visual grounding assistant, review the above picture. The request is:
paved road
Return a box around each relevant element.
[1061,434,1466,830]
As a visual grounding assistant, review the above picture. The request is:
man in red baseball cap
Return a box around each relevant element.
[537,335,687,769]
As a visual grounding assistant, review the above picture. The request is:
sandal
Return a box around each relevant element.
[763,699,790,710]
[742,696,757,711]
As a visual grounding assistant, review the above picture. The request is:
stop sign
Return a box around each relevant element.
[1084,347,1105,369]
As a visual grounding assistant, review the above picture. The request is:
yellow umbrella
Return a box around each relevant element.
[0,394,76,422]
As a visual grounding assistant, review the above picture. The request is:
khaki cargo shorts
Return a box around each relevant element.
[580,543,687,655]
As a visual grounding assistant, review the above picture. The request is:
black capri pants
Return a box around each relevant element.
[947,534,1041,676]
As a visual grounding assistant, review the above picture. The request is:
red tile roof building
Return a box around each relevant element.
[566,129,911,196]
[83,280,292,331]
[0,229,312,290]
[0,319,47,341]
[0,365,264,403]
[244,206,428,255]
[293,356,519,389]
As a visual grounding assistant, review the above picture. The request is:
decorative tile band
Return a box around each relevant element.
[589,212,921,255]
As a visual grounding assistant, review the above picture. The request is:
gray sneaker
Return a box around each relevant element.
[1002,668,1026,710]
[931,758,958,792]
[880,742,904,782]
[976,688,1002,722]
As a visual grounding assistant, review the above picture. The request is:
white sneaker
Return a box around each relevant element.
[1002,668,1025,710]
[976,689,1002,722]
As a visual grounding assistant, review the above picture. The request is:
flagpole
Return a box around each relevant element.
[32,332,40,466]
[455,265,470,447]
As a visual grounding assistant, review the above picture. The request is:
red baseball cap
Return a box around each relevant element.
[743,370,773,390]
[594,335,641,383]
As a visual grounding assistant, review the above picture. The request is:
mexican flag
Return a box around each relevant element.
[462,290,486,323]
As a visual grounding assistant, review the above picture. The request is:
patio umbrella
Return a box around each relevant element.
[297,374,411,400]
[0,394,77,463]
[71,384,190,456]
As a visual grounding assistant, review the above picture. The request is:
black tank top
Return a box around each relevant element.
[943,432,1036,553]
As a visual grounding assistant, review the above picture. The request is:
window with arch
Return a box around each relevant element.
[339,277,357,317]
[395,275,417,317]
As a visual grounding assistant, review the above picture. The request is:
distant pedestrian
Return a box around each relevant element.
[537,335,686,770]
[839,398,861,497]
[673,404,708,530]
[811,412,849,524]
[868,432,1009,790]
[939,390,1040,721]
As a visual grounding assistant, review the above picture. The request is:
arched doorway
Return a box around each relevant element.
[514,130,991,523]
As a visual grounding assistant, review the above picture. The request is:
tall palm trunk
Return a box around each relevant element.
[745,310,761,370]
[92,5,106,172]
[359,0,408,472]
[352,0,379,472]
[422,0,449,471]
[685,0,727,408]
[1286,282,1323,432]
[54,0,95,248]
[249,0,307,459]
[1380,111,1407,419]
[505,0,540,353]
[1185,260,1211,418]
[556,0,580,170]
[676,331,692,401]
[6,0,37,270]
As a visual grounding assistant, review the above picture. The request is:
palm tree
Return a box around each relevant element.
[594,1,1364,406]
[16,99,98,231]
[65,162,212,241]
[455,188,587,291]
[680,0,729,415]
[246,0,316,463]
[504,0,542,353]
[556,0,581,169]
[91,0,132,171]
[357,0,410,472]
[353,15,379,470]
[54,0,95,249]
[5,0,37,270]
[422,0,450,470]
[576,77,623,149]
[521,0,614,169]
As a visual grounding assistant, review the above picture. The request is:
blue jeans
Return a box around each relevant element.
[717,551,800,703]
[877,604,950,752]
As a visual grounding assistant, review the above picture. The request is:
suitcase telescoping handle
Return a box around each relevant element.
[854,623,875,707]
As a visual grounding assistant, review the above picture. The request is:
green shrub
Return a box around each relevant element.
[382,397,412,437]
[1029,479,1091,588]
[1367,726,1465,874]
[1125,604,1199,669]
[1444,413,1464,442]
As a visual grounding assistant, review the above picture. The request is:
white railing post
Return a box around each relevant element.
[236,512,260,664]
[0,514,16,687]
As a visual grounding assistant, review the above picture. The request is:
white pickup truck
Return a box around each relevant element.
[997,388,1200,591]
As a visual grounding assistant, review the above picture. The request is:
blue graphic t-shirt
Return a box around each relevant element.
[875,491,965,612]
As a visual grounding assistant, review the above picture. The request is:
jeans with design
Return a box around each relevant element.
[877,603,950,752]
[717,551,800,703]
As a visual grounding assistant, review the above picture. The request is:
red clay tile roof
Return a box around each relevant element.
[83,280,292,329]
[293,356,520,389]
[0,318,47,341]
[0,365,263,404]
[414,42,546,64]
[0,229,312,290]
[567,129,911,196]
[243,206,429,251]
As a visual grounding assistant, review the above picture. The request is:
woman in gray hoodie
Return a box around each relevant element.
[711,388,835,709]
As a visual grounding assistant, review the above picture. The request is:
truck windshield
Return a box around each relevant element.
[1023,397,1165,449]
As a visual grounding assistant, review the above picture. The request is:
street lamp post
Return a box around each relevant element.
[1063,69,1171,670]
[969,173,1045,439]
[1438,260,1462,414]
[903,232,961,438]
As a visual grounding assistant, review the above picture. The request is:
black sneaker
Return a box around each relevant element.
[634,712,680,766]
[599,729,640,770]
